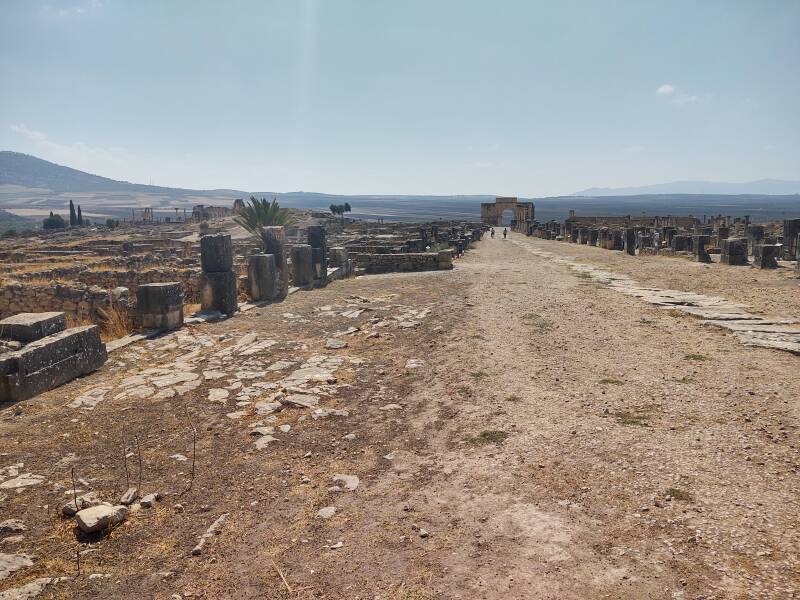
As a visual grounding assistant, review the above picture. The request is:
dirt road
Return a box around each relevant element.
[1,233,798,599]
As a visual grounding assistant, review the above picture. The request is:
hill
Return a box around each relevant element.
[573,179,800,196]
[0,151,243,195]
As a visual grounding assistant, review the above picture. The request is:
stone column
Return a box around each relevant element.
[329,247,352,277]
[624,228,636,255]
[783,219,800,260]
[796,233,800,277]
[693,235,712,263]
[720,238,748,266]
[307,225,328,277]
[199,233,237,314]
[437,249,453,269]
[291,244,314,287]
[247,254,277,301]
[753,243,779,269]
[137,282,184,330]
[260,226,288,299]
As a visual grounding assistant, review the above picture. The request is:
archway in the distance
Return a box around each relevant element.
[500,209,514,227]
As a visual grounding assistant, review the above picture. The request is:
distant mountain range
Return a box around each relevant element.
[572,179,800,196]
[1,151,799,223]
[0,151,242,196]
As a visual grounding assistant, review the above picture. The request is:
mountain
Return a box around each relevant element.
[572,179,800,196]
[0,151,244,195]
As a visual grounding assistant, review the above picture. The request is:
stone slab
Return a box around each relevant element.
[0,325,107,403]
[0,312,66,344]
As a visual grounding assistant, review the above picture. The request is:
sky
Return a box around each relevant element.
[0,0,798,196]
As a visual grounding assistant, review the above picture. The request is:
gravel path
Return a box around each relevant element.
[1,233,797,599]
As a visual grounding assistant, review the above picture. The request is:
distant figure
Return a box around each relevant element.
[503,228,508,239]
[490,228,495,239]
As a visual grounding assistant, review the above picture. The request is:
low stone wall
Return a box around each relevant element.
[354,251,452,274]
[75,268,202,302]
[0,281,124,324]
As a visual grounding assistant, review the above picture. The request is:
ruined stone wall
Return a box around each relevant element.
[353,252,450,274]
[0,281,122,323]
[75,268,201,302]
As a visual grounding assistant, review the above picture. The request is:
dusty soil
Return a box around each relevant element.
[1,233,798,599]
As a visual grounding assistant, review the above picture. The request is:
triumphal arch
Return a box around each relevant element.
[480,197,535,232]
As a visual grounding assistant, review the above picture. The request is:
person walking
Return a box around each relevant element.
[503,228,507,239]
[490,228,495,239]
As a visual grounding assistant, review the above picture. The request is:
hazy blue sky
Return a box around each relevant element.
[1,0,798,196]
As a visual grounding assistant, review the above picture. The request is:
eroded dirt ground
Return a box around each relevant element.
[1,233,798,599]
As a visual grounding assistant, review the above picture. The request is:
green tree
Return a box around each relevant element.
[77,205,83,226]
[1,229,17,239]
[69,200,77,227]
[106,218,120,229]
[43,211,66,230]
[234,196,293,250]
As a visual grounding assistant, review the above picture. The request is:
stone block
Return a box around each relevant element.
[624,228,636,255]
[720,238,748,266]
[307,225,327,273]
[291,244,314,287]
[136,282,184,331]
[247,254,277,301]
[0,325,107,403]
[437,250,453,269]
[0,312,66,344]
[753,243,780,269]
[329,247,349,268]
[693,235,711,263]
[260,226,288,299]
[200,234,233,272]
[311,247,325,279]
[200,271,238,314]
[783,219,800,260]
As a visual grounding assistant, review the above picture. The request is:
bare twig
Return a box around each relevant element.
[181,408,197,496]
[135,436,143,493]
[70,467,78,512]
[75,548,81,578]
[122,439,130,490]
[274,562,292,594]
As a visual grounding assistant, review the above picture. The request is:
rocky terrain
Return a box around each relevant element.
[0,232,798,599]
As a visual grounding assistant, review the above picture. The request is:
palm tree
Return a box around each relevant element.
[235,196,293,251]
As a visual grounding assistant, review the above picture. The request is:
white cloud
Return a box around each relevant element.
[40,0,104,18]
[466,161,493,170]
[656,84,701,107]
[624,145,644,153]
[10,123,136,177]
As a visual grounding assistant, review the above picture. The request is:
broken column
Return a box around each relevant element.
[247,254,277,301]
[307,225,328,280]
[137,282,184,331]
[720,238,748,266]
[437,249,453,270]
[624,228,636,255]
[747,225,765,255]
[753,243,780,269]
[291,244,314,287]
[260,226,288,299]
[199,233,237,314]
[329,247,352,277]
[693,235,712,263]
[783,219,800,260]
[796,233,800,277]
